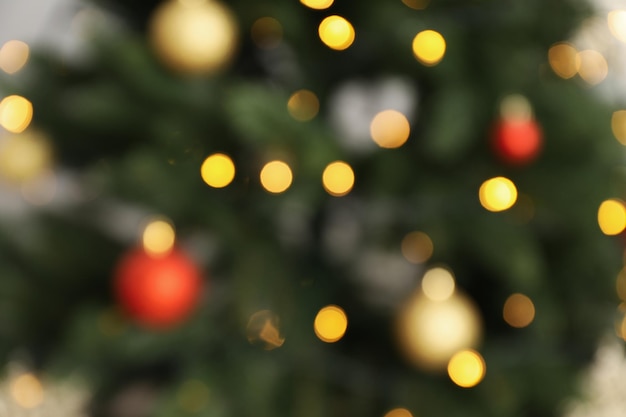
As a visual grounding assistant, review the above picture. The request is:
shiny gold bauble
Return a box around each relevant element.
[149,0,238,75]
[0,129,52,183]
[395,290,483,371]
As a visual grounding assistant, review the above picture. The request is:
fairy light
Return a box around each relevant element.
[447,349,486,388]
[318,16,355,50]
[412,30,446,66]
[421,267,455,301]
[287,90,320,121]
[200,153,235,188]
[479,177,518,212]
[370,110,411,148]
[143,218,176,256]
[0,95,33,133]
[0,40,30,74]
[314,305,348,343]
[322,161,355,196]
[503,293,535,328]
[260,160,293,194]
[548,43,580,79]
[597,199,626,235]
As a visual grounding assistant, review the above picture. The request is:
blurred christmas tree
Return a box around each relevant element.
[0,0,625,416]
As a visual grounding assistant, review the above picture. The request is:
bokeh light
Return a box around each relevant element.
[421,267,455,301]
[370,110,411,148]
[577,49,608,85]
[143,218,176,257]
[608,10,626,43]
[11,373,44,409]
[447,350,486,388]
[0,40,30,74]
[611,110,626,145]
[301,0,334,10]
[318,16,355,51]
[0,95,33,133]
[401,231,433,264]
[177,379,210,413]
[384,408,413,417]
[322,161,355,196]
[503,293,535,328]
[251,17,283,49]
[200,153,235,188]
[412,30,446,66]
[597,199,626,235]
[402,0,429,10]
[548,43,580,79]
[0,130,53,183]
[260,160,293,194]
[287,89,320,121]
[314,305,348,343]
[396,291,482,370]
[479,177,518,212]
[246,310,285,350]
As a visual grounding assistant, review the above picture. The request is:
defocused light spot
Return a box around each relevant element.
[177,380,209,413]
[0,40,29,74]
[246,310,285,350]
[322,161,354,196]
[200,153,235,188]
[402,0,429,10]
[500,94,532,122]
[143,218,175,256]
[447,350,485,388]
[617,268,626,301]
[251,17,283,49]
[548,43,580,79]
[0,130,52,183]
[401,231,433,264]
[598,199,626,235]
[384,408,413,417]
[287,90,319,121]
[503,293,535,328]
[0,95,33,133]
[370,110,411,148]
[396,292,482,370]
[608,10,626,43]
[412,30,445,66]
[20,170,57,206]
[314,305,348,343]
[479,177,517,212]
[301,0,333,10]
[11,373,44,409]
[577,50,608,85]
[422,267,455,301]
[260,160,293,194]
[318,16,355,51]
[611,110,626,146]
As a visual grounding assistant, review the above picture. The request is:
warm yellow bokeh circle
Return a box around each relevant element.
[200,153,235,188]
[314,305,348,343]
[322,161,355,196]
[318,16,355,51]
[597,199,626,235]
[412,30,446,66]
[479,176,518,212]
[260,160,293,194]
[447,349,486,388]
[370,110,411,148]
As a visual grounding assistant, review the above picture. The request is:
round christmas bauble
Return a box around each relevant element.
[395,290,482,371]
[148,0,238,75]
[114,247,203,328]
[492,118,542,165]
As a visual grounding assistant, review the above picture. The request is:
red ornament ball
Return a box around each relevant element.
[492,118,543,165]
[114,247,203,328]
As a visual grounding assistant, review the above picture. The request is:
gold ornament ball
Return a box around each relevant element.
[395,290,482,371]
[149,0,238,75]
[0,129,53,183]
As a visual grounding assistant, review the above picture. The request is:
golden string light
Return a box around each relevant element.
[287,90,320,121]
[11,373,44,409]
[143,218,176,257]
[548,43,580,79]
[421,267,455,301]
[370,110,411,148]
[577,49,608,85]
[260,160,293,194]
[200,153,235,188]
[412,30,446,66]
[608,10,626,43]
[0,95,33,133]
[447,349,486,388]
[597,199,626,235]
[0,40,29,74]
[300,0,334,10]
[322,161,355,196]
[479,176,518,212]
[314,305,348,343]
[401,231,434,264]
[502,293,535,328]
[318,16,355,51]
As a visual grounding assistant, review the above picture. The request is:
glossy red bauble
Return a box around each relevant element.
[492,118,542,165]
[114,247,203,328]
